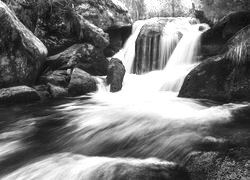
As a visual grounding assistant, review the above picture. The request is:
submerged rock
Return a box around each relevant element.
[179,24,250,102]
[0,86,40,104]
[0,1,47,88]
[107,58,126,92]
[46,44,109,76]
[68,68,97,96]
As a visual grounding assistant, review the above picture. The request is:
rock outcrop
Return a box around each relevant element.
[179,24,250,102]
[0,1,47,88]
[0,86,40,104]
[45,44,109,76]
[106,58,126,92]
[3,0,132,55]
[68,68,97,96]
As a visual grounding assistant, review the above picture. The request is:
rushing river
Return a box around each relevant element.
[0,18,249,180]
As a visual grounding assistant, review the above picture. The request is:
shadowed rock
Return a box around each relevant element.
[107,58,126,92]
[68,68,97,96]
[46,44,109,76]
[179,24,250,102]
[0,86,40,104]
[3,0,132,55]
[0,1,47,88]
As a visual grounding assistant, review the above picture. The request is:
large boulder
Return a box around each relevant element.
[4,0,132,55]
[0,86,40,104]
[201,11,250,58]
[179,24,250,102]
[45,44,109,76]
[68,68,97,96]
[0,1,47,88]
[106,58,126,92]
[39,70,71,88]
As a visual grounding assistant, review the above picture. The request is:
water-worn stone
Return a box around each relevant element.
[68,68,97,96]
[39,70,71,88]
[0,86,40,104]
[48,83,68,99]
[107,58,126,92]
[4,0,132,55]
[179,24,250,102]
[0,1,47,88]
[134,18,183,74]
[46,44,109,76]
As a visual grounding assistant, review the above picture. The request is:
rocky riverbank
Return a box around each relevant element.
[0,0,130,104]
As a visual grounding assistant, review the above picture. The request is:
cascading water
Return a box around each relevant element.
[113,20,148,73]
[0,18,249,180]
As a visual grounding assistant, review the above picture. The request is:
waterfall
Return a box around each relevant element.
[158,23,180,69]
[113,20,148,73]
[113,18,210,93]
[160,23,210,92]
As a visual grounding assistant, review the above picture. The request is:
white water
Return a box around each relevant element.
[113,20,148,73]
[113,18,210,93]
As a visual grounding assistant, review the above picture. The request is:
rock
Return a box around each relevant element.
[0,1,47,88]
[33,85,50,100]
[186,150,250,180]
[46,44,109,76]
[224,24,250,65]
[39,70,71,87]
[48,83,68,99]
[107,58,126,92]
[68,68,97,96]
[4,0,132,55]
[179,24,250,102]
[134,18,183,74]
[0,86,40,104]
[104,26,132,57]
[201,11,250,58]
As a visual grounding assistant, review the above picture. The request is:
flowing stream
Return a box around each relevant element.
[0,18,249,180]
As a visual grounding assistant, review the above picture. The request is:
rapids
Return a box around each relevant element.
[0,17,249,180]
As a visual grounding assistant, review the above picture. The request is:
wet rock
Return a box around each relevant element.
[39,70,71,88]
[46,44,109,76]
[187,149,250,180]
[104,26,132,57]
[4,0,132,55]
[179,24,250,102]
[107,58,126,92]
[33,85,50,100]
[201,11,250,58]
[134,18,183,74]
[0,86,40,104]
[68,68,97,96]
[48,83,68,99]
[0,1,47,88]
